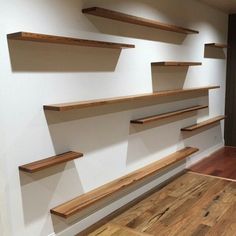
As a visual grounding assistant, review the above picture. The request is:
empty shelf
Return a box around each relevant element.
[50,147,198,218]
[19,151,83,173]
[7,32,135,49]
[44,86,219,112]
[131,105,208,124]
[205,43,228,49]
[82,7,199,34]
[181,115,226,131]
[151,61,202,66]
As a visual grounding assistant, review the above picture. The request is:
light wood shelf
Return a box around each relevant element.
[131,105,208,124]
[19,151,83,173]
[82,7,199,34]
[50,147,199,218]
[181,115,226,131]
[205,43,228,49]
[7,32,135,49]
[43,86,219,112]
[151,61,202,66]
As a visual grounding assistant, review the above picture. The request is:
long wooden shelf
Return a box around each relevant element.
[205,43,228,49]
[44,86,219,112]
[151,61,202,66]
[19,151,83,173]
[181,115,225,131]
[82,7,199,34]
[50,147,198,218]
[7,32,135,49]
[131,105,208,124]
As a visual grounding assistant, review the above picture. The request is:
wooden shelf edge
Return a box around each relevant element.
[50,147,199,218]
[205,43,228,49]
[131,105,208,124]
[19,151,83,173]
[7,32,135,49]
[82,7,199,34]
[43,86,219,112]
[181,115,226,131]
[151,61,202,66]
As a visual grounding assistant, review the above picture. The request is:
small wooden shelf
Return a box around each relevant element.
[131,105,208,124]
[44,86,219,112]
[50,147,198,218]
[205,43,228,49]
[181,115,225,131]
[82,7,199,34]
[151,61,202,66]
[19,151,83,173]
[7,32,135,49]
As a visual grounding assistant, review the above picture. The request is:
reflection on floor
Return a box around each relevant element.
[86,172,236,236]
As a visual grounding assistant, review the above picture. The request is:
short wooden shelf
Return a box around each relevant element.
[7,32,135,49]
[151,61,202,66]
[181,115,226,131]
[50,147,198,218]
[19,151,83,173]
[82,7,199,34]
[131,105,208,124]
[205,43,228,49]
[44,86,219,112]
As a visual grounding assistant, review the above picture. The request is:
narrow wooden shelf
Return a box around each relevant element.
[131,105,208,124]
[181,115,226,131]
[19,151,83,173]
[50,147,199,218]
[151,61,202,66]
[7,32,135,49]
[82,7,199,34]
[205,43,228,49]
[44,86,219,112]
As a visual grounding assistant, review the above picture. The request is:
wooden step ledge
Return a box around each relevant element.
[181,115,226,131]
[82,7,199,34]
[50,147,198,218]
[7,32,135,49]
[44,86,219,112]
[131,105,208,124]
[19,151,83,173]
[151,61,202,66]
[205,43,228,49]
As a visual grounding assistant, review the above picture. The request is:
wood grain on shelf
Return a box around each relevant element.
[19,151,83,173]
[82,7,199,34]
[130,105,208,124]
[151,61,202,66]
[181,115,226,131]
[7,32,135,49]
[205,43,228,49]
[44,86,219,112]
[50,147,198,218]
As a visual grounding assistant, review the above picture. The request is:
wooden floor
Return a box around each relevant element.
[190,146,236,180]
[87,172,236,236]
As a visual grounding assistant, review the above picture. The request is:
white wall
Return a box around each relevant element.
[0,0,228,235]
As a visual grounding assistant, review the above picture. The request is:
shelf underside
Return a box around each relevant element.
[7,32,135,49]
[205,43,228,49]
[151,61,202,66]
[82,7,199,34]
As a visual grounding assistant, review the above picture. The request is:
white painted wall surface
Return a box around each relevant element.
[0,0,227,235]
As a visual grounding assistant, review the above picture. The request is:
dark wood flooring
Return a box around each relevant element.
[190,146,236,180]
[88,172,236,236]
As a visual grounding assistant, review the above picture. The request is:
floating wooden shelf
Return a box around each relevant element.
[205,43,228,49]
[7,32,135,49]
[50,147,198,218]
[44,86,219,112]
[151,61,202,66]
[181,115,225,131]
[19,151,83,173]
[82,7,199,34]
[131,105,208,124]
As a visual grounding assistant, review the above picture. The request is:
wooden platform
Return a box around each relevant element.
[81,172,236,236]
